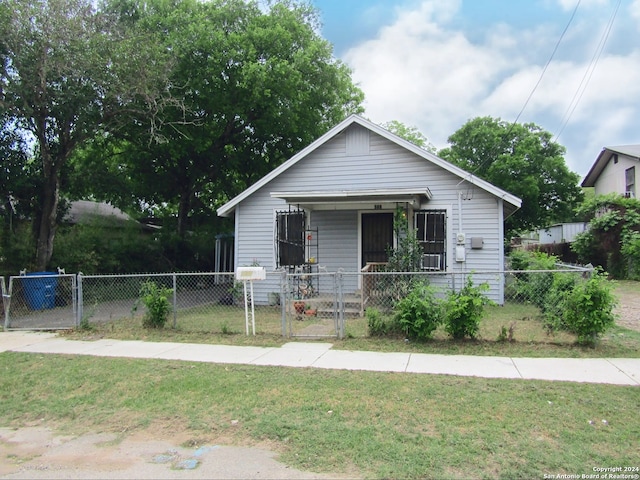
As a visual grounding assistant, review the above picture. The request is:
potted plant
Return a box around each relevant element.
[294,300,305,315]
[304,304,317,316]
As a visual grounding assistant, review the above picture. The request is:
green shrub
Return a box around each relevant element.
[621,231,640,280]
[366,307,387,337]
[542,272,580,332]
[366,307,400,337]
[393,282,444,341]
[444,277,494,340]
[563,270,617,345]
[136,281,173,329]
[507,250,558,307]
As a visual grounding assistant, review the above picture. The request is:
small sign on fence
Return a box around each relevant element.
[235,267,266,335]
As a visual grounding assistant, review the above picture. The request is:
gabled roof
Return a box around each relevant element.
[65,200,133,224]
[582,144,640,187]
[217,114,522,217]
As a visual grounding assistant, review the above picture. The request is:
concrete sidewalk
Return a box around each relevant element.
[1,331,639,385]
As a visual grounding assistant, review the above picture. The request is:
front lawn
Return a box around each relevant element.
[0,352,637,479]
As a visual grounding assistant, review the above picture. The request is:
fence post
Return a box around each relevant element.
[337,271,344,339]
[172,274,177,329]
[76,272,83,327]
[280,269,287,337]
[1,276,8,330]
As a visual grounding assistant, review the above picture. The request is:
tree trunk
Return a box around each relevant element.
[35,165,60,271]
[176,189,192,238]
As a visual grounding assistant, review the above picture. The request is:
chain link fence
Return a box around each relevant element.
[2,265,593,337]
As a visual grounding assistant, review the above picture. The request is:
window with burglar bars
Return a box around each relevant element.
[415,210,446,271]
[275,209,306,267]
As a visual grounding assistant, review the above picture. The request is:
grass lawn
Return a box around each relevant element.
[65,296,640,358]
[0,352,638,479]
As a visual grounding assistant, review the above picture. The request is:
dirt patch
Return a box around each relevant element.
[0,425,349,479]
[614,288,640,332]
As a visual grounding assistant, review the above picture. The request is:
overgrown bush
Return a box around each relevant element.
[562,270,617,345]
[571,193,640,279]
[507,250,557,307]
[366,307,397,337]
[136,281,173,328]
[542,272,580,332]
[621,231,640,280]
[393,282,443,341]
[51,220,167,274]
[444,277,494,340]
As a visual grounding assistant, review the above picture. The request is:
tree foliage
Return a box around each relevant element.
[0,0,177,270]
[571,193,640,279]
[72,0,364,237]
[1,0,363,271]
[439,117,583,237]
[381,120,436,153]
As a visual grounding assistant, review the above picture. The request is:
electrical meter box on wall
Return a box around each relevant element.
[471,237,484,249]
[236,266,266,281]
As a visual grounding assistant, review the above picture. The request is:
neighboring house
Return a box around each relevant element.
[65,200,134,225]
[582,145,640,198]
[217,115,521,304]
[65,200,160,231]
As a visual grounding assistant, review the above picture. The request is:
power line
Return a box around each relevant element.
[457,1,581,187]
[512,0,581,126]
[553,0,621,142]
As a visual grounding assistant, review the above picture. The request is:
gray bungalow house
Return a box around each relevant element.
[217,115,521,304]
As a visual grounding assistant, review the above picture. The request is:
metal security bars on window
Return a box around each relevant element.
[275,208,306,267]
[415,210,446,271]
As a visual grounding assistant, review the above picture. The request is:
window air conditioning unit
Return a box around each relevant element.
[421,254,441,271]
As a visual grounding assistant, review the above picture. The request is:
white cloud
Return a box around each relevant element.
[630,0,640,25]
[342,0,640,176]
[345,0,511,148]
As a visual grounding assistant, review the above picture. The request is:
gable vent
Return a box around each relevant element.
[346,125,370,156]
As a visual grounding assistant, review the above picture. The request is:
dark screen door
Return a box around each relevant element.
[361,213,394,268]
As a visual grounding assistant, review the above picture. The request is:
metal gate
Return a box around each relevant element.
[3,273,77,330]
[285,270,345,338]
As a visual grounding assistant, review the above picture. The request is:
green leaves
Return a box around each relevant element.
[394,282,444,341]
[137,281,173,329]
[562,270,617,345]
[444,277,493,340]
[571,193,640,279]
[439,116,583,236]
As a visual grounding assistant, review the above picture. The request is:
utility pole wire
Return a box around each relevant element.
[511,0,582,127]
[553,0,621,142]
[457,0,580,187]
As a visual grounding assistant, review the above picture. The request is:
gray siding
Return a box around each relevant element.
[233,124,509,303]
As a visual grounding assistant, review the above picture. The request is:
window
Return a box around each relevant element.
[275,209,305,267]
[415,210,446,271]
[625,167,636,198]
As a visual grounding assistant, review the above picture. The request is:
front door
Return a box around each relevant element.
[361,213,394,268]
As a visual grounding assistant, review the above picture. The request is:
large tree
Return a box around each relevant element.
[0,0,177,270]
[73,0,364,237]
[439,117,583,237]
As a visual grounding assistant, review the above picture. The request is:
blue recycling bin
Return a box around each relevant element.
[23,272,58,310]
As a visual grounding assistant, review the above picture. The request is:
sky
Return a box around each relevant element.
[310,0,640,180]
